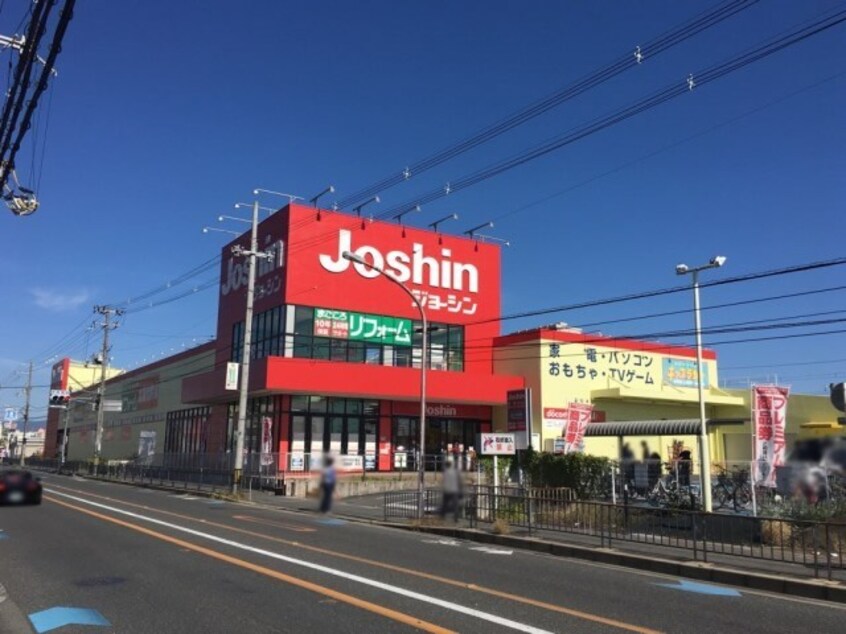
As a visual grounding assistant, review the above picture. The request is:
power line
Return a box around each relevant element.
[337,0,761,208]
[375,8,846,221]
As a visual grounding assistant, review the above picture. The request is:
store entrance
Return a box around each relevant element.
[393,416,483,470]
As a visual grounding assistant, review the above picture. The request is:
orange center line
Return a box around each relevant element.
[44,483,661,634]
[45,495,454,634]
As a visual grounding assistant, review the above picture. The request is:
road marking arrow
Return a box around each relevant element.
[655,580,741,597]
[28,607,110,633]
[422,539,460,546]
[470,546,513,555]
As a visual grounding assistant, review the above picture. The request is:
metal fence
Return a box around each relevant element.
[384,486,845,580]
[468,486,845,580]
[598,459,845,514]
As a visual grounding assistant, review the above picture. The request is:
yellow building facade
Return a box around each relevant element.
[493,325,841,466]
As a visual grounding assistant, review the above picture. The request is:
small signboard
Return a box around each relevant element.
[102,400,123,412]
[553,437,566,454]
[4,407,19,422]
[479,433,516,456]
[225,362,239,390]
[393,452,408,469]
[506,389,528,432]
[364,453,376,471]
[290,453,305,471]
[337,455,364,472]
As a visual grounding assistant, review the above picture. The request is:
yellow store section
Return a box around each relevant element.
[493,325,840,465]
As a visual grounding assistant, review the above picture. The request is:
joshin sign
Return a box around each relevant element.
[752,385,789,487]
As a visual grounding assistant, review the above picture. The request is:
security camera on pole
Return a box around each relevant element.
[674,255,726,513]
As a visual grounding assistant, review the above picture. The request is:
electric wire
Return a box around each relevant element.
[337,0,761,208]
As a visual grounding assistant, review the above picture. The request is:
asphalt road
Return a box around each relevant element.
[1,474,844,633]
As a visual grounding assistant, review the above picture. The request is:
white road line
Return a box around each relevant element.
[46,489,554,634]
[470,546,512,555]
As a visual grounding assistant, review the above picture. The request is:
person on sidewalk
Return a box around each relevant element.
[319,455,336,514]
[439,458,463,522]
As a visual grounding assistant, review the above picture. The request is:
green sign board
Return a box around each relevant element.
[313,308,411,346]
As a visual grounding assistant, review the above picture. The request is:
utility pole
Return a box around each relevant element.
[93,305,123,470]
[19,360,33,466]
[230,200,273,495]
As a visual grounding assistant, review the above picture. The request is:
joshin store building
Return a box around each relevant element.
[47,203,523,471]
[46,203,840,472]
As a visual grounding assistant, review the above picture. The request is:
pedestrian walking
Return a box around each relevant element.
[319,455,336,514]
[439,458,463,522]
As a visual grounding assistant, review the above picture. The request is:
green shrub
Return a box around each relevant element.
[523,449,611,499]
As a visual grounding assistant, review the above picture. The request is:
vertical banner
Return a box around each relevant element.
[752,385,789,487]
[260,416,274,466]
[563,402,593,454]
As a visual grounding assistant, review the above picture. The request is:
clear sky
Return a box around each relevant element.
[1,0,845,425]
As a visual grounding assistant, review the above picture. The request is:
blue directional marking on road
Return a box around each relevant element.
[207,500,225,506]
[0,530,8,540]
[316,518,346,526]
[29,607,110,633]
[656,580,742,597]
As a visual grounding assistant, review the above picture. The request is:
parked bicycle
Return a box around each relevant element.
[646,473,699,509]
[711,466,752,512]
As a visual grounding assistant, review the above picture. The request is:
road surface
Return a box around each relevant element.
[1,473,843,633]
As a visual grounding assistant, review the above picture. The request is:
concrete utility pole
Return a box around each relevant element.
[231,200,273,495]
[19,360,33,466]
[93,305,123,469]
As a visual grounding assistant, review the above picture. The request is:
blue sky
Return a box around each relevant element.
[1,0,845,425]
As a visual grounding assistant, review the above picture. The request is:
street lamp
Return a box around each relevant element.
[341,250,428,519]
[353,195,380,217]
[675,255,726,513]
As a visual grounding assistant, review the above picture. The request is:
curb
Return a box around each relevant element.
[0,584,34,634]
[383,523,846,604]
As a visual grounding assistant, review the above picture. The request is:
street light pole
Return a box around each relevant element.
[342,250,428,519]
[676,255,726,513]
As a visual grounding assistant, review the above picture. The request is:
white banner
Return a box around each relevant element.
[260,416,273,466]
[753,385,789,487]
[225,362,239,390]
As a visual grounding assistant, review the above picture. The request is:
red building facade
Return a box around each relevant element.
[182,203,523,471]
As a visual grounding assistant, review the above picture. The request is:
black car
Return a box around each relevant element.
[0,468,42,505]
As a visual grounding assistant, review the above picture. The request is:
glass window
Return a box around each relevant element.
[309,396,327,413]
[313,337,331,360]
[347,400,362,415]
[347,417,360,454]
[348,341,365,364]
[329,398,345,414]
[293,335,311,359]
[290,395,308,412]
[330,338,348,362]
[294,306,314,335]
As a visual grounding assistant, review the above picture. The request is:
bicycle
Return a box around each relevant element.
[647,475,698,509]
[712,466,752,512]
